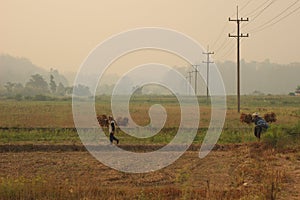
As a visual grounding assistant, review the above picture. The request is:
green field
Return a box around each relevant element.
[0,95,299,146]
[0,95,300,199]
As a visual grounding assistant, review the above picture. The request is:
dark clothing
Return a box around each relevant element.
[111,121,115,132]
[253,117,269,129]
[254,126,263,139]
[109,119,119,144]
[110,132,119,144]
[252,116,268,139]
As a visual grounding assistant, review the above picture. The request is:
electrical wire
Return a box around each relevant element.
[214,39,235,60]
[212,0,281,61]
[243,0,277,29]
[212,0,253,51]
[216,37,249,61]
[252,4,300,33]
[216,42,235,61]
[213,0,300,61]
[215,34,233,53]
[248,0,300,32]
[211,24,228,50]
[239,0,254,13]
[243,0,272,17]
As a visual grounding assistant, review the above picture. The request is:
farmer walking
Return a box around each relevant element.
[109,116,119,144]
[252,112,269,139]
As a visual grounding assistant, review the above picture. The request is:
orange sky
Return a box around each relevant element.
[1,0,300,73]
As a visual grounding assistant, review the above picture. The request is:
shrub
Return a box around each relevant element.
[33,94,54,101]
[14,94,22,101]
[263,123,300,150]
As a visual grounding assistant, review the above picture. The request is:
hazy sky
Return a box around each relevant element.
[1,0,300,73]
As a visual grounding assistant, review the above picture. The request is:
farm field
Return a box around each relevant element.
[0,95,300,199]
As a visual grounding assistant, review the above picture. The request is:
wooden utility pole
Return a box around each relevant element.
[229,6,249,113]
[191,65,201,96]
[187,71,192,96]
[203,46,214,102]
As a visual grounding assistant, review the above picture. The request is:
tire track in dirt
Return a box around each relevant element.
[0,143,246,153]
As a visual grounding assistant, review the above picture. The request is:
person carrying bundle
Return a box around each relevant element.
[108,116,119,144]
[252,112,269,139]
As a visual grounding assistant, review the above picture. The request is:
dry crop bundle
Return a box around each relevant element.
[240,113,253,124]
[264,112,277,123]
[97,114,109,127]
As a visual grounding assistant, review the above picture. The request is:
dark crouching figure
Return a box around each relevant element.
[252,113,269,139]
[108,116,119,144]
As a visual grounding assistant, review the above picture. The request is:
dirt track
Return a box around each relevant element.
[0,143,241,153]
[0,143,299,199]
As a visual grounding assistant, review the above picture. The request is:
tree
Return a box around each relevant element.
[56,82,66,96]
[13,83,24,94]
[49,74,57,94]
[132,85,143,95]
[4,82,15,93]
[297,85,300,90]
[65,86,73,96]
[3,82,25,97]
[73,84,91,96]
[25,74,49,95]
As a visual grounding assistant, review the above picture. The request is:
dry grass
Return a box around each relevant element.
[0,100,74,128]
[0,143,299,199]
[0,95,300,199]
[0,96,299,129]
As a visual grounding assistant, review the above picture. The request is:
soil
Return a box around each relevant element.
[0,143,299,199]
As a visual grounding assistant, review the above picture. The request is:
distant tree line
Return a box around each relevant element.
[0,73,91,100]
[288,85,300,96]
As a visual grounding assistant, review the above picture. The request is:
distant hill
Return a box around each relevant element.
[0,54,69,86]
[216,60,300,95]
[90,60,300,95]
[1,54,299,95]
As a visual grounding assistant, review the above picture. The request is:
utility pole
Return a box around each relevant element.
[187,71,192,96]
[191,65,201,96]
[229,6,249,113]
[202,46,214,102]
[185,76,189,95]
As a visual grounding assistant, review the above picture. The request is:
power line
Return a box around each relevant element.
[217,38,249,61]
[214,39,234,60]
[211,24,228,50]
[243,0,278,29]
[212,0,257,61]
[253,6,300,33]
[249,0,300,32]
[216,42,235,61]
[212,0,252,50]
[253,5,300,33]
[239,0,254,12]
[221,38,244,59]
[215,37,232,53]
[243,0,273,17]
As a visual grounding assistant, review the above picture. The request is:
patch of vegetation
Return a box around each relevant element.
[0,95,299,147]
[263,122,300,150]
[0,129,79,144]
